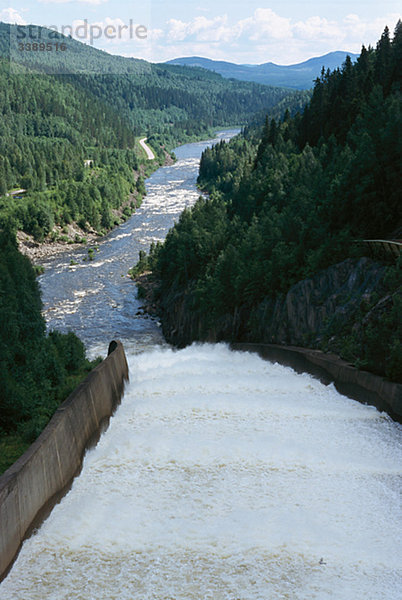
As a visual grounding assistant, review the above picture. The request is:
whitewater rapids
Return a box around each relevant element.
[1,344,401,599]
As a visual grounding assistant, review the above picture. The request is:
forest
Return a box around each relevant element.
[0,228,98,473]
[0,22,302,242]
[0,55,146,241]
[141,23,402,382]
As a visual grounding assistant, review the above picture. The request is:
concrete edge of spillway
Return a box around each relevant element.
[231,343,402,423]
[0,340,129,583]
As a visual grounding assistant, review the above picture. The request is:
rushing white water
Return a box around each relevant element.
[38,132,238,351]
[3,132,401,597]
[2,344,401,599]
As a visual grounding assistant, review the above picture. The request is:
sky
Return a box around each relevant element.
[1,0,400,64]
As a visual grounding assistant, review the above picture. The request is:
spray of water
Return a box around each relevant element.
[2,344,401,599]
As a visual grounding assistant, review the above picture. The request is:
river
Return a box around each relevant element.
[39,129,239,357]
[1,131,402,599]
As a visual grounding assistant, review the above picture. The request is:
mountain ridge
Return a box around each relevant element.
[166,51,360,89]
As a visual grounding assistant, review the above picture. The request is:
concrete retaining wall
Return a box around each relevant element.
[0,340,129,582]
[231,343,402,422]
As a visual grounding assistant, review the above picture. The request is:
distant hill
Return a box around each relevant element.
[0,22,304,146]
[166,52,360,90]
[0,21,309,243]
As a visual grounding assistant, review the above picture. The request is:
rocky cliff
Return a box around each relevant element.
[249,257,385,347]
[157,256,400,381]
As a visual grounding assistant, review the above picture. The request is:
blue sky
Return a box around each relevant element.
[1,0,400,64]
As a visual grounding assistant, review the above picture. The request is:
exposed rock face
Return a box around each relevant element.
[159,257,390,354]
[250,257,386,348]
[159,288,205,348]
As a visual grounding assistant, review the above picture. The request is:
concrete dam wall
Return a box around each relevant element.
[0,340,129,581]
[231,342,402,422]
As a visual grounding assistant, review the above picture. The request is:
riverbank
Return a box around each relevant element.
[16,189,143,264]
[16,151,173,264]
[17,230,99,263]
[16,129,239,265]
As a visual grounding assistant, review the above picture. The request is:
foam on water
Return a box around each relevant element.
[1,344,401,599]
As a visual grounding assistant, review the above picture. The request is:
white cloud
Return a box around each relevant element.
[293,16,341,41]
[0,8,27,25]
[342,13,401,46]
[71,17,148,45]
[147,28,164,42]
[192,16,234,43]
[166,19,187,42]
[166,15,237,44]
[239,8,292,41]
[147,9,401,65]
[38,0,108,5]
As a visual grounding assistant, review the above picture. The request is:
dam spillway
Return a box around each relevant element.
[1,344,401,599]
[2,132,400,598]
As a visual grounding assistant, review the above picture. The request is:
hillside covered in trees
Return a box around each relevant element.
[0,56,146,242]
[0,22,301,243]
[0,229,98,473]
[139,23,402,382]
[0,22,299,142]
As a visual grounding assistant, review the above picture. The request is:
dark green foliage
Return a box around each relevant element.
[149,24,402,380]
[129,249,151,278]
[350,257,402,381]
[0,230,97,472]
[0,21,304,241]
[67,65,293,144]
[0,55,143,240]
